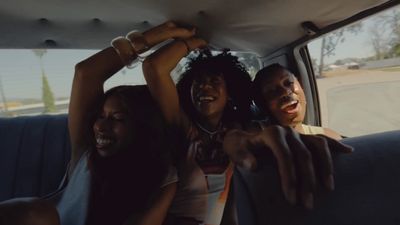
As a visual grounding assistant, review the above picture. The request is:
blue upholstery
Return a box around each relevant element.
[234,130,400,225]
[0,115,70,201]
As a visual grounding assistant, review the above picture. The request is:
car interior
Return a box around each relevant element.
[0,0,400,224]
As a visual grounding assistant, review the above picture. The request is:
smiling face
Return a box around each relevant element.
[260,68,306,128]
[190,73,228,122]
[93,94,135,157]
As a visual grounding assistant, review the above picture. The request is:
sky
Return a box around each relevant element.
[308,6,399,64]
[0,5,398,102]
[0,49,146,101]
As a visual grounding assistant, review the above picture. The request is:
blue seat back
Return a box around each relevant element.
[0,115,71,201]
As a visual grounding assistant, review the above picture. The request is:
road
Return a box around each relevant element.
[317,69,400,137]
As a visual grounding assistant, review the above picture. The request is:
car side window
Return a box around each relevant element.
[308,5,400,137]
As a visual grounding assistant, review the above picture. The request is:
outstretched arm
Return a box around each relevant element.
[143,27,206,130]
[223,126,353,209]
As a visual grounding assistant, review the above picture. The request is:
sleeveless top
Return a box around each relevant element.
[168,123,233,225]
[301,124,325,135]
[56,152,91,225]
[55,152,178,225]
[256,120,326,136]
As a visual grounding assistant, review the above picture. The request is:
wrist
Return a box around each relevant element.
[126,31,150,54]
[111,36,139,68]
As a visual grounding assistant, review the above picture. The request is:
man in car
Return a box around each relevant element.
[253,63,342,140]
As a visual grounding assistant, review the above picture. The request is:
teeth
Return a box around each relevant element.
[96,138,112,145]
[281,100,298,109]
[199,96,215,101]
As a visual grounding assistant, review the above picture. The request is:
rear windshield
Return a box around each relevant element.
[0,49,260,117]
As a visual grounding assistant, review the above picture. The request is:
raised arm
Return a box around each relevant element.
[69,22,196,169]
[69,47,124,169]
[142,33,207,130]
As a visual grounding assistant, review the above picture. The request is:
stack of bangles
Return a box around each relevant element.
[111,31,150,69]
[111,31,193,69]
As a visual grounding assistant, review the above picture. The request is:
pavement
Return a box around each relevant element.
[316,69,400,137]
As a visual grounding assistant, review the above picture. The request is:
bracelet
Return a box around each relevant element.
[111,36,139,69]
[126,31,150,54]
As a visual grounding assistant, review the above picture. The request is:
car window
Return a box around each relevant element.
[308,5,400,137]
[0,49,260,117]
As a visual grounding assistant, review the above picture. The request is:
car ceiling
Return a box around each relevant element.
[0,0,392,56]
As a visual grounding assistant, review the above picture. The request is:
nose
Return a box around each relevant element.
[198,80,213,89]
[278,85,293,97]
[93,118,111,133]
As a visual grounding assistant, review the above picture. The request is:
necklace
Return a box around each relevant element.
[195,121,222,139]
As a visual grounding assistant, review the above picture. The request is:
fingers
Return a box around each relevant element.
[229,126,353,210]
[317,134,354,153]
[286,128,317,209]
[143,21,197,47]
[261,126,297,206]
[301,134,335,191]
[262,126,326,209]
[182,37,208,51]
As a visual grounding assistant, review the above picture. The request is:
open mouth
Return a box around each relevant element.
[280,100,299,114]
[197,95,217,103]
[95,135,115,149]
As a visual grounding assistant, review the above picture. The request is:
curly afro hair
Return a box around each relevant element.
[176,49,253,125]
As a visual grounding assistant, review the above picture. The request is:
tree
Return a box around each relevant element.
[373,8,400,57]
[318,22,363,77]
[32,49,57,113]
[369,24,390,60]
[41,73,56,113]
[0,76,8,114]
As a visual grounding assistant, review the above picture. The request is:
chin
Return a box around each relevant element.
[96,148,118,158]
[196,107,215,117]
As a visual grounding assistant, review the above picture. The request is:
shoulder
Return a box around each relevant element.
[301,124,342,140]
[323,127,343,140]
[301,124,324,135]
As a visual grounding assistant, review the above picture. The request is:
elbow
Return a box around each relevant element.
[74,61,88,78]
[73,61,93,86]
[73,60,95,84]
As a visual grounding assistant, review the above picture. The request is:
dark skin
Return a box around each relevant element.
[191,74,228,130]
[259,68,342,140]
[68,22,198,225]
[0,21,195,225]
[92,95,135,158]
[143,22,353,211]
[0,200,60,225]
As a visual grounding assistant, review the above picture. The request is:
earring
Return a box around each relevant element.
[228,97,238,111]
